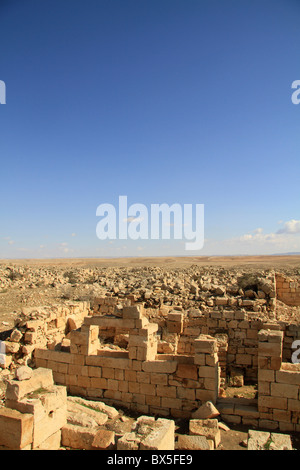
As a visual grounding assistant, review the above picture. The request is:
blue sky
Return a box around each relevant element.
[0,0,300,258]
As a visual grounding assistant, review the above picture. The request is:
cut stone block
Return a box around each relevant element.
[0,407,34,449]
[67,396,119,419]
[177,434,210,450]
[189,419,221,448]
[247,430,292,450]
[191,401,220,419]
[15,366,33,381]
[117,432,140,450]
[228,367,244,387]
[258,330,283,343]
[123,305,144,319]
[6,384,67,448]
[5,368,54,401]
[61,423,98,450]
[36,430,62,450]
[139,418,175,450]
[32,402,67,448]
[194,336,217,354]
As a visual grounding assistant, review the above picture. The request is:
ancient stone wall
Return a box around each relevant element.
[276,273,300,307]
[34,305,220,419]
[0,368,67,450]
[0,301,90,369]
[150,308,300,383]
[216,329,300,432]
[2,300,299,432]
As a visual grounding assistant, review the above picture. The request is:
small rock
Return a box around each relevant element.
[177,434,210,450]
[218,422,230,432]
[10,329,23,342]
[92,429,115,450]
[15,365,33,381]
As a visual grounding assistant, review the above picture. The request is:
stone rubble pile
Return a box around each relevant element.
[0,301,90,370]
[0,264,285,314]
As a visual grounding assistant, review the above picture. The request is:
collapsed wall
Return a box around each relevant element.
[30,303,300,431]
[0,301,90,369]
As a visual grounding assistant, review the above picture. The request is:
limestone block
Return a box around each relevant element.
[61,423,98,450]
[271,382,299,400]
[67,399,108,426]
[117,432,140,450]
[176,364,198,380]
[123,305,144,319]
[258,329,283,343]
[247,429,292,450]
[177,434,210,450]
[189,419,221,448]
[139,418,175,450]
[142,361,178,374]
[36,429,62,450]
[5,368,54,401]
[3,341,20,354]
[0,407,34,449]
[92,429,115,449]
[194,336,217,354]
[258,342,282,357]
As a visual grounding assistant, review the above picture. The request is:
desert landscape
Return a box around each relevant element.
[0,255,300,450]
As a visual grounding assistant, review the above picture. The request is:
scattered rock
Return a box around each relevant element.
[247,430,293,451]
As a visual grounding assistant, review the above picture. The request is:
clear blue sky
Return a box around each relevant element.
[0,0,300,258]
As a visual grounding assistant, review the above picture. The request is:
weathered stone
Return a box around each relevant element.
[117,432,140,450]
[177,434,210,450]
[191,401,220,419]
[10,329,23,343]
[67,399,108,427]
[0,407,34,449]
[3,341,20,354]
[189,419,221,448]
[5,368,54,401]
[92,429,115,449]
[247,430,292,450]
[61,423,98,450]
[67,396,118,419]
[139,418,175,450]
[15,366,33,381]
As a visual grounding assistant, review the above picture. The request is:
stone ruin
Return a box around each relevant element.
[0,270,299,449]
